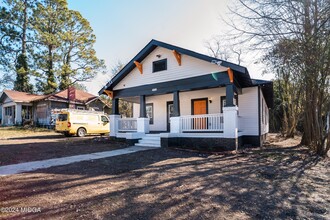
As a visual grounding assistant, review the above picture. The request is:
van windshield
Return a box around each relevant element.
[58,114,68,121]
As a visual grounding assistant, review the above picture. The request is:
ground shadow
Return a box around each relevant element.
[0,143,329,220]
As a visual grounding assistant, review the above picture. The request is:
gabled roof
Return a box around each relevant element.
[99,39,253,94]
[0,90,45,103]
[33,88,97,104]
[98,39,273,107]
[54,89,96,102]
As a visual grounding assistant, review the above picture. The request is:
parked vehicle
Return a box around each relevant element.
[55,109,110,137]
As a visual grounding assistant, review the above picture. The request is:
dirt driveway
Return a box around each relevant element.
[0,134,329,219]
[0,130,129,166]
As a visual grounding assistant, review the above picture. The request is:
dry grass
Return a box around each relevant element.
[0,127,57,140]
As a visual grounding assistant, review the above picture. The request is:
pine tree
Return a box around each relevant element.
[32,0,67,94]
[1,0,34,92]
[58,10,105,90]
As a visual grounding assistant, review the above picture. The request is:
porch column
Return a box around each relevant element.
[170,91,181,133]
[1,106,4,125]
[173,91,180,116]
[139,95,146,118]
[112,98,119,115]
[15,104,22,125]
[225,84,235,107]
[223,84,238,148]
[109,98,120,137]
[137,95,149,133]
[223,106,238,138]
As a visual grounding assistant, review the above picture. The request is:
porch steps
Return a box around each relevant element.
[135,134,161,148]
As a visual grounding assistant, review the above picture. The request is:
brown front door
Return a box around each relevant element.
[192,99,208,129]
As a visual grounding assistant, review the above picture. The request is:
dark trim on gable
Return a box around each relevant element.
[99,39,251,94]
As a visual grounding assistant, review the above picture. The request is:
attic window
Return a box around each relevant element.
[153,59,167,72]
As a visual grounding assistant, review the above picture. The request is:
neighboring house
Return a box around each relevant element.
[0,90,45,126]
[0,88,110,127]
[32,87,111,127]
[99,40,273,150]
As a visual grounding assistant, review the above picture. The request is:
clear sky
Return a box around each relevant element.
[67,0,273,95]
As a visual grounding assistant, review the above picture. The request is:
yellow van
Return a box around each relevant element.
[55,109,110,137]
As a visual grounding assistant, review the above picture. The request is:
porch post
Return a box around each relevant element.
[137,95,149,133]
[109,98,120,137]
[169,91,181,133]
[1,106,4,125]
[172,91,180,116]
[223,106,238,138]
[225,84,234,107]
[223,84,238,147]
[112,98,119,115]
[15,103,22,125]
[139,95,146,118]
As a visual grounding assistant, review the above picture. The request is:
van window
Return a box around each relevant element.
[58,114,68,121]
[101,116,109,123]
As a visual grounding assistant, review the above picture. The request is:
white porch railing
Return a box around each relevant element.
[180,113,224,132]
[118,118,137,132]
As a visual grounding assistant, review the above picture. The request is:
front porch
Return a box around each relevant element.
[109,84,242,150]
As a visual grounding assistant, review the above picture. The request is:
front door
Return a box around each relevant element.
[192,98,208,129]
[167,101,174,131]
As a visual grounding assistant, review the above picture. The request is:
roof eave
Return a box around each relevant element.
[99,39,251,95]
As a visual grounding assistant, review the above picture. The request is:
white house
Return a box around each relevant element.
[0,90,44,126]
[99,40,273,150]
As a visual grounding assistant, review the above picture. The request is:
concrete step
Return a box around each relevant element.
[135,143,161,148]
[135,134,161,148]
[138,140,160,145]
[141,136,160,141]
[145,134,161,137]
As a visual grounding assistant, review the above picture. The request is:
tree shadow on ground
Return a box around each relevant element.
[1,144,329,220]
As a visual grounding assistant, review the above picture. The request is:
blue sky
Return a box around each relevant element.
[67,0,272,95]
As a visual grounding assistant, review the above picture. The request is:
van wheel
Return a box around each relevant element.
[77,128,86,137]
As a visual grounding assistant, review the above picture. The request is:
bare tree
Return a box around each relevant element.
[205,36,244,65]
[227,0,330,156]
[264,39,304,137]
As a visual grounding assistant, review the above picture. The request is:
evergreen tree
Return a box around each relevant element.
[1,0,34,92]
[58,10,105,90]
[32,0,67,94]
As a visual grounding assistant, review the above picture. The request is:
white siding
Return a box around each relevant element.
[146,94,172,131]
[260,91,269,135]
[135,88,226,132]
[114,47,227,90]
[133,103,139,118]
[131,86,262,134]
[179,88,226,116]
[238,87,259,136]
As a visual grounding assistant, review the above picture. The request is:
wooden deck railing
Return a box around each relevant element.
[180,113,224,132]
[118,118,137,132]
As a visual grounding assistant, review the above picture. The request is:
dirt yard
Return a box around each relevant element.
[0,134,329,219]
[0,127,129,166]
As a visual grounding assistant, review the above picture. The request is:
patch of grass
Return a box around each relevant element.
[0,126,56,139]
